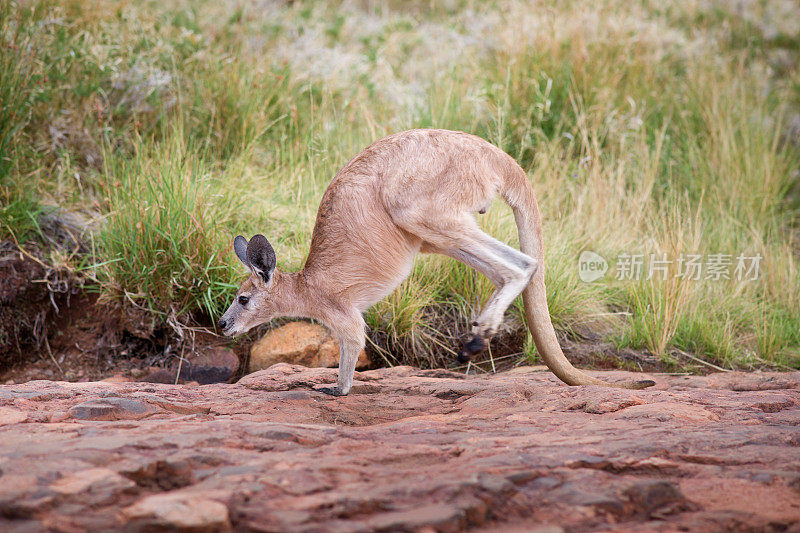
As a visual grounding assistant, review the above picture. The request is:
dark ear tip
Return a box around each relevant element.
[245,233,276,282]
[247,234,273,254]
[250,234,268,245]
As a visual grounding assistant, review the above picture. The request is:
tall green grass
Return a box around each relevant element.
[98,134,238,319]
[0,1,36,184]
[0,1,49,242]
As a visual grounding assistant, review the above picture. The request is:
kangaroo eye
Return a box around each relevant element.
[238,295,250,306]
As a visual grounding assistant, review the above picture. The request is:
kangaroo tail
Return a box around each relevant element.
[502,164,654,390]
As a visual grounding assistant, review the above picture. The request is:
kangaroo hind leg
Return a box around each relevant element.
[411,216,538,362]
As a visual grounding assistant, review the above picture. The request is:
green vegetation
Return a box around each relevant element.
[0,195,45,243]
[2,0,798,369]
[98,134,238,318]
[1,1,48,243]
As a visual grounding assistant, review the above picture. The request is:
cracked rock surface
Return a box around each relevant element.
[0,364,798,532]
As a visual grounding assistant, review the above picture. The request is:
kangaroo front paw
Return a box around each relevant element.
[458,335,487,363]
[316,386,347,397]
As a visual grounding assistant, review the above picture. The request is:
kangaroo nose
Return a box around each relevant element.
[218,318,227,330]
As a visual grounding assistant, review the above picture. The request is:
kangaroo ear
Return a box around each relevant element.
[233,235,249,267]
[246,234,276,284]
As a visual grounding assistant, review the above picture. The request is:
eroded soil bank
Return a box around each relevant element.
[0,241,690,386]
[0,365,798,532]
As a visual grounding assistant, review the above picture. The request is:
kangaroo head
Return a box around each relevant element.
[219,234,279,336]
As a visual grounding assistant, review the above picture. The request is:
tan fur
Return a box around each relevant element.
[222,129,654,394]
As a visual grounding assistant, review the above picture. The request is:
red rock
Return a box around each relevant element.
[100,374,133,383]
[0,407,27,425]
[613,401,720,422]
[184,346,240,384]
[142,367,175,384]
[142,346,240,385]
[121,492,231,532]
[367,503,465,532]
[50,468,135,495]
[69,397,156,420]
[248,321,370,372]
[0,367,797,531]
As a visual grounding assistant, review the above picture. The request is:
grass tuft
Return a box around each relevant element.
[97,133,237,319]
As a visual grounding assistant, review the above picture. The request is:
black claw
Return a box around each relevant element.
[316,386,345,396]
[458,334,487,363]
[464,335,487,354]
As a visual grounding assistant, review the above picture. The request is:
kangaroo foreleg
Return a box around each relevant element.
[316,311,366,396]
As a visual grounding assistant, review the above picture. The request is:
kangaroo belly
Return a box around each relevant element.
[303,173,420,310]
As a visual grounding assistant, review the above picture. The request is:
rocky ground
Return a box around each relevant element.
[0,365,798,532]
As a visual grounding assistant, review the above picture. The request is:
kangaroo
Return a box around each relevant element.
[220,129,655,395]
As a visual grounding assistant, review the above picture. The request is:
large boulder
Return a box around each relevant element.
[248,321,370,373]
